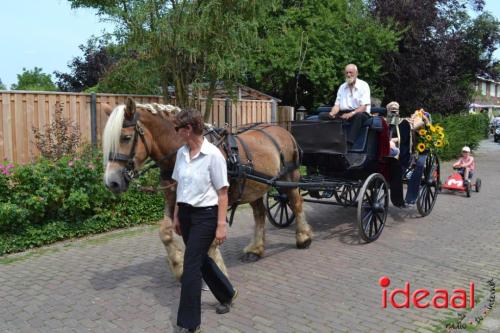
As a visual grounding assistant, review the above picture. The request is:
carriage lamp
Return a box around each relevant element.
[296,106,306,120]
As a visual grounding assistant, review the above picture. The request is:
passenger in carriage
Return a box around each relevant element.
[329,64,371,149]
[371,103,400,158]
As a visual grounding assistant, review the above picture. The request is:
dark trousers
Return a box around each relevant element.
[405,153,427,204]
[177,204,235,330]
[346,112,371,144]
[388,158,405,207]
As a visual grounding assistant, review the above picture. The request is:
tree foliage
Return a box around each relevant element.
[245,0,400,110]
[370,0,500,115]
[54,37,116,92]
[11,67,57,91]
[0,78,6,90]
[67,0,272,120]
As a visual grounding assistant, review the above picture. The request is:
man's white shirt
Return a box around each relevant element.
[172,138,229,207]
[335,78,371,113]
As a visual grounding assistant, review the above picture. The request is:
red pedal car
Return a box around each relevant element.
[441,168,481,197]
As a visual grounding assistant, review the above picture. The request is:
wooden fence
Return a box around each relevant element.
[0,91,291,164]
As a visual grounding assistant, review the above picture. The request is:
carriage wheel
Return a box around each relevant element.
[337,185,357,206]
[356,173,389,242]
[416,153,440,217]
[475,178,481,192]
[264,188,295,228]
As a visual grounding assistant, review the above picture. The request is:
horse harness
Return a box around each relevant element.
[109,115,300,226]
[214,124,301,226]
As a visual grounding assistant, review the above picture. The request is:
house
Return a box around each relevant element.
[470,76,500,118]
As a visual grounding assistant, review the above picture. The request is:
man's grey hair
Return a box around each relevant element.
[345,64,358,73]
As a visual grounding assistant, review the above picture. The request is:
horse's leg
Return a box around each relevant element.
[208,240,229,277]
[158,184,184,281]
[242,197,266,262]
[285,174,313,249]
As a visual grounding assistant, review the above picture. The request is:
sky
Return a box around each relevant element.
[0,0,499,89]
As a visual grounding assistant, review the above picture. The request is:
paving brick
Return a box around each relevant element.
[0,140,499,332]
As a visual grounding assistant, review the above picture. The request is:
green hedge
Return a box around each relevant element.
[432,113,489,160]
[0,150,163,256]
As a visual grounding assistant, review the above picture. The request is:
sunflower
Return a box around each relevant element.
[435,125,443,132]
[435,140,444,148]
[438,132,445,139]
[425,135,432,141]
[419,129,427,136]
[417,143,426,153]
[429,125,436,133]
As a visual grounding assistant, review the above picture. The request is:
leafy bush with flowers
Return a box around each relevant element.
[0,146,163,255]
[430,112,489,160]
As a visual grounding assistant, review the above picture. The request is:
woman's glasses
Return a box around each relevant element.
[175,124,188,132]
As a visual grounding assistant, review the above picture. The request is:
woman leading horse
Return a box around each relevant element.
[102,98,313,280]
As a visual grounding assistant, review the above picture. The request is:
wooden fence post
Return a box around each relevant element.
[91,93,97,146]
[271,100,277,123]
[225,98,232,127]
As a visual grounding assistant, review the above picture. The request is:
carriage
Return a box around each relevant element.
[103,100,440,277]
[257,106,441,242]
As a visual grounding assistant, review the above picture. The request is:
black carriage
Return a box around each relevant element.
[263,107,440,242]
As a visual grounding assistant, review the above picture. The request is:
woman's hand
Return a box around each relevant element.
[215,222,227,245]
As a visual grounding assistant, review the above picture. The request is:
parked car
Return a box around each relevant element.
[490,117,500,142]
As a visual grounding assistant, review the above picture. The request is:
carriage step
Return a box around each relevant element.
[345,153,367,169]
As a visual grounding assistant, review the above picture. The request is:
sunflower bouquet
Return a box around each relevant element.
[415,112,447,153]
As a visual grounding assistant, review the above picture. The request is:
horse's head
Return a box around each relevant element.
[102,98,180,194]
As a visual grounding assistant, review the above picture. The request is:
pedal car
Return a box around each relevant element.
[440,167,481,197]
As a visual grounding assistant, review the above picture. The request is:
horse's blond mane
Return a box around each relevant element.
[136,103,181,117]
[102,105,126,166]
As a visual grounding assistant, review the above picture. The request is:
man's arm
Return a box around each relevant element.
[330,104,340,117]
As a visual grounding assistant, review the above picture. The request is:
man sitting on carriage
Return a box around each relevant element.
[329,64,372,149]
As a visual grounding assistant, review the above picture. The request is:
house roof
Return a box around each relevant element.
[167,83,281,102]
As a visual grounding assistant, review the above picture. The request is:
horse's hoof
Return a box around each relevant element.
[240,253,261,262]
[296,238,312,249]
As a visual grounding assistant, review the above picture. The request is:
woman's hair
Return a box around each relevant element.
[175,108,204,135]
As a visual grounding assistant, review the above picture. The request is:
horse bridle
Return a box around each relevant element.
[107,112,153,182]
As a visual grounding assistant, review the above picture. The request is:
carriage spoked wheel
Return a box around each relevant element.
[356,173,389,242]
[416,153,440,217]
[264,188,295,228]
[338,185,358,206]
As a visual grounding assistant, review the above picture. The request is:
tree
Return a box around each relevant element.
[54,37,116,92]
[370,0,499,115]
[244,0,400,110]
[11,67,57,91]
[67,0,272,120]
[0,78,5,90]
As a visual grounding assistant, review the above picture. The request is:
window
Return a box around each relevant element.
[490,83,496,97]
[481,82,487,95]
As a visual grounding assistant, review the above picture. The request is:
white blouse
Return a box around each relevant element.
[172,138,229,207]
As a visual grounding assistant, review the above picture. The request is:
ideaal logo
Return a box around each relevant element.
[379,276,475,309]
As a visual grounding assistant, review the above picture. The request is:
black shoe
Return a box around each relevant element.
[215,289,238,314]
[176,326,200,333]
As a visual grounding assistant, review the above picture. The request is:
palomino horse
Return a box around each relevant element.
[102,98,313,280]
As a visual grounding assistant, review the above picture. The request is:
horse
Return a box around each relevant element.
[102,98,313,280]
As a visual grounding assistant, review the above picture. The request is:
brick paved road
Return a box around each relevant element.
[1,140,499,333]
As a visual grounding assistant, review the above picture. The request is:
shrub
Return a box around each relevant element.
[432,113,489,160]
[32,101,81,160]
[0,146,163,255]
